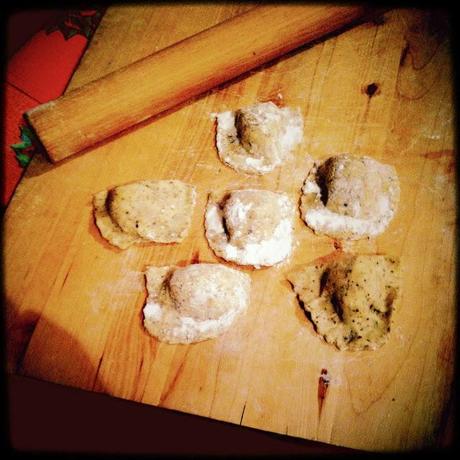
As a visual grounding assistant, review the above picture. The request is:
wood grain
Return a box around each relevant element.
[25,4,366,163]
[4,5,455,451]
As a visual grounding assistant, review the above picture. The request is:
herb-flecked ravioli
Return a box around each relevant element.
[287,253,400,351]
[93,180,196,249]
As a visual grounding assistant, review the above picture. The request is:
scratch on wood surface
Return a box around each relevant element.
[60,270,71,290]
[138,354,145,376]
[209,351,224,414]
[59,259,76,293]
[239,402,247,425]
[8,309,40,373]
[92,354,104,390]
[158,347,190,406]
[399,41,410,66]
[318,368,330,421]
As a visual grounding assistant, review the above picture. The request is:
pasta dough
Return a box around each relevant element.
[143,263,251,344]
[205,189,295,268]
[300,154,400,239]
[287,253,400,351]
[93,180,196,249]
[215,101,303,174]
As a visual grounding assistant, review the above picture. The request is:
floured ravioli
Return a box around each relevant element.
[300,154,400,239]
[205,189,295,268]
[287,253,400,351]
[215,101,303,175]
[143,263,251,344]
[93,180,196,249]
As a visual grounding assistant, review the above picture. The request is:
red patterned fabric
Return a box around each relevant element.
[4,23,88,205]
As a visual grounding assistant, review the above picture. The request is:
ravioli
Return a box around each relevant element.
[215,101,303,175]
[93,180,196,249]
[143,263,251,344]
[205,189,295,268]
[287,253,400,351]
[300,154,400,239]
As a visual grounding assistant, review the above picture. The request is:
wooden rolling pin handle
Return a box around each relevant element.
[25,4,367,163]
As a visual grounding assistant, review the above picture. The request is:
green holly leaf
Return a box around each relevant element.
[20,125,34,144]
[11,127,32,150]
[10,125,36,168]
[10,140,28,151]
[63,27,79,40]
[15,152,32,168]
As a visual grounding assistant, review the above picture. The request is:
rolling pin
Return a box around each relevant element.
[25,4,367,163]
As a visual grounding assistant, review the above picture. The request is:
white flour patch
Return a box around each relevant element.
[89,269,144,313]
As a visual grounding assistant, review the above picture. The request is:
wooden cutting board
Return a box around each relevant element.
[5,5,455,451]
